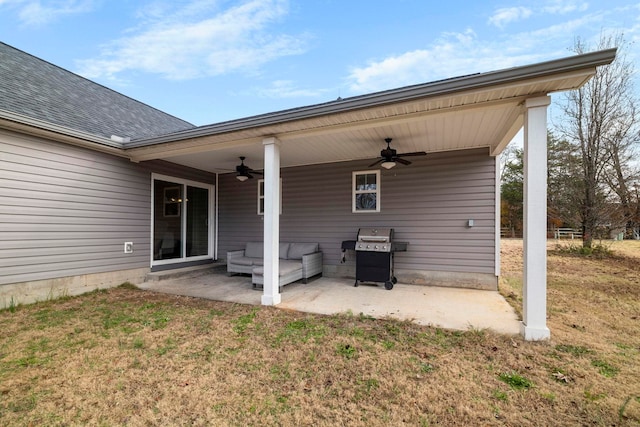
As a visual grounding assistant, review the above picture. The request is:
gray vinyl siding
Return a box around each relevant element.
[0,130,215,286]
[218,148,496,275]
[141,160,217,185]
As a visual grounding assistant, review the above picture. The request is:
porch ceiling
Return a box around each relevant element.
[141,96,527,174]
[124,49,616,174]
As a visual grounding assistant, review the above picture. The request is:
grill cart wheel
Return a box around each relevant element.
[392,277,398,284]
[384,281,394,290]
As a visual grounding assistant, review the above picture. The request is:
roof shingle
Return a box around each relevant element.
[0,42,194,140]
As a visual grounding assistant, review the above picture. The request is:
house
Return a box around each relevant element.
[0,42,616,340]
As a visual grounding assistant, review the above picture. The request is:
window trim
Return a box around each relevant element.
[352,170,381,213]
[258,178,282,215]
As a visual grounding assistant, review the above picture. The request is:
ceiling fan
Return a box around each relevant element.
[235,156,263,181]
[368,138,427,169]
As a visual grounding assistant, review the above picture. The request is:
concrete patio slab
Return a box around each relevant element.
[138,269,521,335]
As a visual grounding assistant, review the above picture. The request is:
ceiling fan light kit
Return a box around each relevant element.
[381,161,396,169]
[235,156,263,181]
[368,138,426,169]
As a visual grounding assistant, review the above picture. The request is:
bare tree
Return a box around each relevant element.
[547,132,583,229]
[603,128,640,239]
[555,33,640,247]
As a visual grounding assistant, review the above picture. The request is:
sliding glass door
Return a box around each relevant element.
[186,186,209,257]
[153,175,213,264]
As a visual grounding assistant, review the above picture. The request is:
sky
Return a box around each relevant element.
[1,0,639,126]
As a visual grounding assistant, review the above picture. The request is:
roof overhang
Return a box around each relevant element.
[122,48,616,174]
[0,109,127,157]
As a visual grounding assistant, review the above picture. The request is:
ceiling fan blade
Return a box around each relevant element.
[368,158,385,167]
[397,151,427,157]
[249,170,263,175]
[396,158,412,165]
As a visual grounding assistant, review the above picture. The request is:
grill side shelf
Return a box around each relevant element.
[341,240,356,251]
[392,242,409,252]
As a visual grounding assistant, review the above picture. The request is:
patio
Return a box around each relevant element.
[138,266,521,335]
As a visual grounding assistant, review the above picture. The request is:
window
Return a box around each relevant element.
[163,186,181,217]
[353,170,380,213]
[258,179,282,215]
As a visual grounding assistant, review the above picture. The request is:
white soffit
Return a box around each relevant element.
[124,50,614,172]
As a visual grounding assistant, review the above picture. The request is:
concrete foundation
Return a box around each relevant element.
[0,267,150,308]
[325,265,498,291]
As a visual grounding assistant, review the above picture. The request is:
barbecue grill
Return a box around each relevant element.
[341,228,408,290]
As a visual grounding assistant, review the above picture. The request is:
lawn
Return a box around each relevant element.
[0,239,638,426]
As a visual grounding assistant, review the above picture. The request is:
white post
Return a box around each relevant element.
[521,96,551,340]
[261,137,281,306]
[495,153,501,278]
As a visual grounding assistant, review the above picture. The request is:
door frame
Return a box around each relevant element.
[151,173,215,267]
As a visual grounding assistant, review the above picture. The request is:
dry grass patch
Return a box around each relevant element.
[1,241,639,426]
[500,238,640,424]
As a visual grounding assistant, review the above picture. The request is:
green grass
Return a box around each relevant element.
[591,359,619,378]
[498,372,533,390]
[232,308,258,334]
[336,343,357,359]
[554,344,593,357]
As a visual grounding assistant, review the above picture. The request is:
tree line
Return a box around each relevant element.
[501,34,640,248]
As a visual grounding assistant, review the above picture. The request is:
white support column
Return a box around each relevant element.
[261,137,281,306]
[521,96,551,341]
[495,153,501,278]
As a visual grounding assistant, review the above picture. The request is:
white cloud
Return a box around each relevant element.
[542,0,589,15]
[346,4,626,95]
[488,1,590,29]
[254,80,329,98]
[347,29,544,93]
[77,0,309,81]
[488,6,533,28]
[0,0,96,26]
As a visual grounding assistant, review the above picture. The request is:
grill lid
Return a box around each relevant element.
[356,228,393,252]
[357,228,393,242]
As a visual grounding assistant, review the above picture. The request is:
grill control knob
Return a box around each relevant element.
[366,245,371,249]
[374,245,379,250]
[382,245,387,250]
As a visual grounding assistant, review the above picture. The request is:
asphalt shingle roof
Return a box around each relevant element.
[0,42,195,140]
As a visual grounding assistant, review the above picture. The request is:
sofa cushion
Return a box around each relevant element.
[288,242,319,260]
[279,259,302,275]
[253,260,302,277]
[279,242,290,259]
[231,256,256,266]
[244,241,263,258]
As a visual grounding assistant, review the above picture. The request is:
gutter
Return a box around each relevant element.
[127,48,617,149]
[0,109,128,157]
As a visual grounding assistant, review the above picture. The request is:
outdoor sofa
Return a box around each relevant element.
[227,242,323,288]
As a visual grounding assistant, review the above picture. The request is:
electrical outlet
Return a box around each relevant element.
[124,242,134,253]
